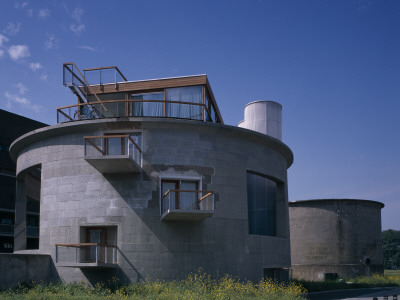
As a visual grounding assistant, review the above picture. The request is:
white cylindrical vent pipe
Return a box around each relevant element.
[238,100,282,140]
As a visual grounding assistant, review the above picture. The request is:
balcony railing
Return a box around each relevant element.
[0,224,14,235]
[56,99,213,124]
[26,226,39,238]
[55,243,117,268]
[161,190,214,221]
[0,225,39,237]
[84,135,142,173]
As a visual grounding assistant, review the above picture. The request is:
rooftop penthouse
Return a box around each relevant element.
[58,63,223,124]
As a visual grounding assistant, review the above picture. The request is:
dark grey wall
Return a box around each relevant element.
[11,118,293,284]
[289,199,384,281]
[0,253,57,289]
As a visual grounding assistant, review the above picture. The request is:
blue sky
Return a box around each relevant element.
[1,0,399,229]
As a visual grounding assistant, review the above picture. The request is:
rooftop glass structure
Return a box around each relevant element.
[58,63,223,124]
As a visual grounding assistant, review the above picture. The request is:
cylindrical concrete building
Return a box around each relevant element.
[9,66,294,285]
[289,199,384,281]
[238,101,282,141]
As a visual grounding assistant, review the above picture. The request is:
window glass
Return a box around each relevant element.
[161,179,199,213]
[247,172,277,236]
[87,92,125,118]
[132,92,163,117]
[165,86,202,120]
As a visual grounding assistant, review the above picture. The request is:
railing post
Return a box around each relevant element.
[105,246,108,263]
[55,245,58,263]
[75,246,78,263]
[113,247,116,263]
[95,245,98,263]
[169,193,171,211]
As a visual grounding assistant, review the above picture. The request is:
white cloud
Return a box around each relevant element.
[71,7,84,23]
[0,49,4,58]
[5,91,42,113]
[70,24,85,35]
[77,45,97,52]
[15,1,29,9]
[0,34,8,47]
[38,8,50,19]
[3,22,21,35]
[15,83,28,95]
[40,73,48,81]
[8,44,30,61]
[44,33,57,50]
[27,9,33,17]
[29,62,42,71]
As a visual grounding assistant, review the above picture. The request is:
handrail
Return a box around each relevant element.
[161,189,214,202]
[63,62,107,111]
[83,66,128,82]
[64,64,86,86]
[55,243,117,248]
[57,99,208,110]
[84,135,142,154]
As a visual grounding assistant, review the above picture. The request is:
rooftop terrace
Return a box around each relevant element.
[58,63,223,124]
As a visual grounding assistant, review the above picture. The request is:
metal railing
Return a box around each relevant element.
[161,190,214,214]
[84,135,142,166]
[83,66,127,88]
[62,63,106,110]
[0,224,14,235]
[56,99,212,124]
[55,243,117,264]
[26,226,39,237]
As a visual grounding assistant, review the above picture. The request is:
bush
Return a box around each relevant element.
[0,270,307,299]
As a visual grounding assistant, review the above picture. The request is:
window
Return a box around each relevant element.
[82,226,117,263]
[165,86,203,120]
[247,172,277,236]
[132,92,163,117]
[161,179,199,213]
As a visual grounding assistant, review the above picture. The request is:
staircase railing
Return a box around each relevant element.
[62,62,106,111]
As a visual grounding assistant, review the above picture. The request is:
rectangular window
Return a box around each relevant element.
[81,226,117,264]
[161,179,199,213]
[247,172,277,236]
[132,92,163,117]
[165,86,203,120]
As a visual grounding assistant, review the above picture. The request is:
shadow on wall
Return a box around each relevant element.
[80,249,145,286]
[0,254,60,290]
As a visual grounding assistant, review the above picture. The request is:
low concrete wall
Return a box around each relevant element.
[0,253,57,290]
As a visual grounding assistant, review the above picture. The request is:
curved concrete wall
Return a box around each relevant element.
[289,199,384,281]
[238,101,282,140]
[11,118,293,284]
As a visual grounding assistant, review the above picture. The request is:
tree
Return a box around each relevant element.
[382,229,400,269]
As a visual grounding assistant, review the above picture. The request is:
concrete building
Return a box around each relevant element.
[0,109,46,253]
[289,199,384,281]
[9,63,293,284]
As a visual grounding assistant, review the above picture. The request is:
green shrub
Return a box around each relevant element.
[0,270,307,299]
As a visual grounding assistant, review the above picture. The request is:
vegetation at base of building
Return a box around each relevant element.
[0,271,307,299]
[296,274,400,292]
[383,229,400,270]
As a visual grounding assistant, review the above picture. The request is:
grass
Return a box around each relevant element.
[0,271,307,300]
[296,273,400,293]
[385,270,400,276]
[3,272,399,299]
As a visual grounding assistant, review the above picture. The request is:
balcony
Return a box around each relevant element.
[0,224,14,236]
[161,190,214,221]
[84,135,142,174]
[55,243,117,269]
[26,226,39,238]
[57,99,213,123]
